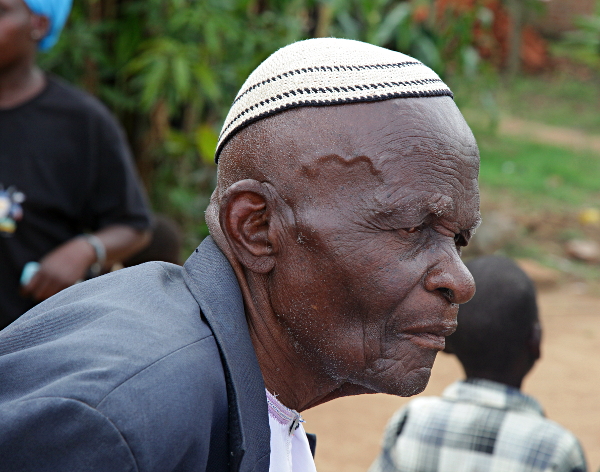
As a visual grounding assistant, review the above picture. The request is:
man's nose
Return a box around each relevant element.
[423,252,475,304]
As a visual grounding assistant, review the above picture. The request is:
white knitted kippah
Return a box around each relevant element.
[216,37,453,161]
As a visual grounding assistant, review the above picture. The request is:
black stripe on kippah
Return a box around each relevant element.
[231,61,422,106]
[216,87,454,162]
[220,77,445,138]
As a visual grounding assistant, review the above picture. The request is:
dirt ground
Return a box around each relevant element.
[303,285,600,471]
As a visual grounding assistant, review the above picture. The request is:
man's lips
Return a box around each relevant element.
[407,332,447,350]
[404,322,457,351]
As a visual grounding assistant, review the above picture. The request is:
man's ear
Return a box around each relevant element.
[219,179,283,274]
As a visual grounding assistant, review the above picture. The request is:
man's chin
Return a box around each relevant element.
[374,366,433,397]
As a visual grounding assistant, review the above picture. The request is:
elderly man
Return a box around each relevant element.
[0,38,480,471]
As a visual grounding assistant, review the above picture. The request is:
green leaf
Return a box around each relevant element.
[461,46,480,78]
[372,3,411,46]
[172,53,192,100]
[412,35,442,73]
[195,124,219,165]
[141,57,169,110]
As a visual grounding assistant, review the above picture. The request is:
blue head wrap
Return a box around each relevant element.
[23,0,73,51]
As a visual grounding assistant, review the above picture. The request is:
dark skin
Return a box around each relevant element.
[207,96,481,412]
[1,0,150,301]
[21,226,151,302]
[0,0,47,107]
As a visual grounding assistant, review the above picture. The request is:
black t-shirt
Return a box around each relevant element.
[0,76,152,327]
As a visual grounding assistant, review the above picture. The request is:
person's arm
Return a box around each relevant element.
[22,225,150,301]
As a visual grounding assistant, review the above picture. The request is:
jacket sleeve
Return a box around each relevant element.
[0,396,138,472]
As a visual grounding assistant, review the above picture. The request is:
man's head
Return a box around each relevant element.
[446,255,540,385]
[206,39,481,407]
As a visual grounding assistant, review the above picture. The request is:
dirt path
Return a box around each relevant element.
[462,111,600,154]
[498,116,600,154]
[303,286,600,471]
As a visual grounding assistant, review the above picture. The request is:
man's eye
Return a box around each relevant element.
[402,223,426,234]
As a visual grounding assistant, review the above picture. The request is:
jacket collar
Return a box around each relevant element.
[183,236,270,472]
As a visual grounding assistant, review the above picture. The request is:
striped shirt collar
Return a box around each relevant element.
[266,389,305,433]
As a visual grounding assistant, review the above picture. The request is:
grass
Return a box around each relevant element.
[473,129,600,207]
[494,73,600,135]
[465,125,600,290]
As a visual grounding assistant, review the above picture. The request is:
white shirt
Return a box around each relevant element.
[266,390,317,472]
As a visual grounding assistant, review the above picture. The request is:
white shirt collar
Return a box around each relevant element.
[266,390,317,472]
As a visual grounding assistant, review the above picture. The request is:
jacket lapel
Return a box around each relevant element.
[183,236,270,472]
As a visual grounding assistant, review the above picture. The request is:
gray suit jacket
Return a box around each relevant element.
[0,236,271,472]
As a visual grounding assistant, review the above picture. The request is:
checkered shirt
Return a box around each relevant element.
[370,379,587,472]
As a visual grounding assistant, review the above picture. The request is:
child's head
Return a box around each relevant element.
[446,255,540,383]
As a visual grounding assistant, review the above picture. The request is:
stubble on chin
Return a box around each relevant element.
[360,345,438,397]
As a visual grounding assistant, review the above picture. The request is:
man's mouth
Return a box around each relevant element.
[408,332,447,350]
[404,322,457,351]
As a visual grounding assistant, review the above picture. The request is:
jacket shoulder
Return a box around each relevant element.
[0,262,232,470]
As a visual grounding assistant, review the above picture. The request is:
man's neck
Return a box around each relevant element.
[0,62,45,109]
[244,274,339,412]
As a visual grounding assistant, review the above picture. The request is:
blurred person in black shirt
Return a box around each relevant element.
[0,0,152,327]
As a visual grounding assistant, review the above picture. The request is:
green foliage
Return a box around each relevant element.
[566,13,600,56]
[559,8,600,75]
[39,0,495,250]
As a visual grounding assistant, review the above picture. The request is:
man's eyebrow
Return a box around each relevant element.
[375,193,453,217]
[368,200,433,230]
[374,195,481,231]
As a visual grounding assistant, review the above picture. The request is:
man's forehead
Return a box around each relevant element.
[3,0,25,9]
[286,100,481,228]
[285,97,478,174]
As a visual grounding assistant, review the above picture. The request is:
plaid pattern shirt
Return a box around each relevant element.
[370,379,587,472]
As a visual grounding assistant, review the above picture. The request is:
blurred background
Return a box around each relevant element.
[40,0,600,468]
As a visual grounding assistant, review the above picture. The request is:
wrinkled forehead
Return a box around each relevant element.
[276,97,478,177]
